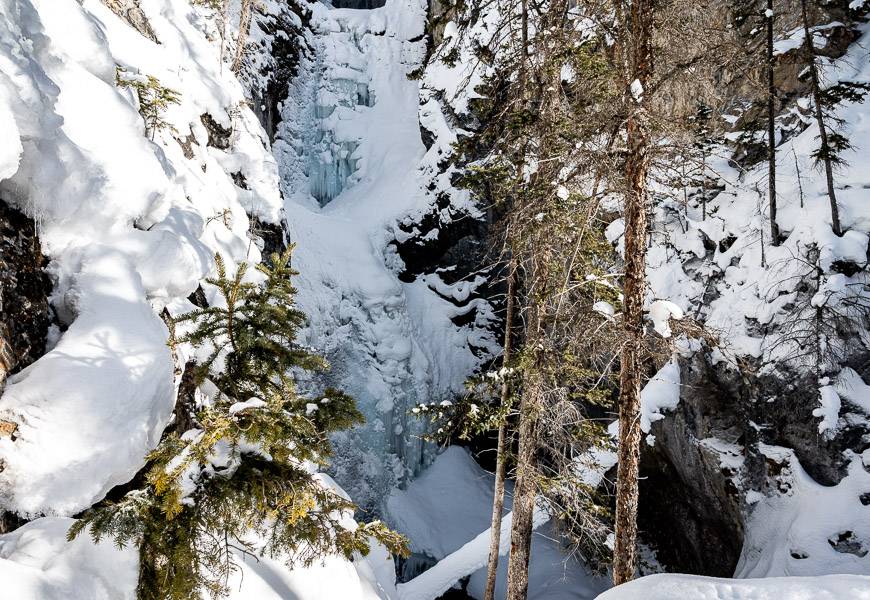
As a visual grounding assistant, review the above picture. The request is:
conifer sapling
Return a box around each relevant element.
[70,247,407,600]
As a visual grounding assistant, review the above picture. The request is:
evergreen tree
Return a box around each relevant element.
[115,68,181,140]
[70,247,406,600]
[798,0,869,236]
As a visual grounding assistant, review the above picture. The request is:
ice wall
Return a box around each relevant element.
[306,22,374,205]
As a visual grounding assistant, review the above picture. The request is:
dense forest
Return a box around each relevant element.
[0,0,869,599]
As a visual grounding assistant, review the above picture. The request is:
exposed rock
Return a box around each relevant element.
[639,355,746,576]
[201,113,232,150]
[828,530,868,557]
[101,0,159,43]
[235,2,313,140]
[0,198,52,391]
[249,215,290,264]
[0,198,52,533]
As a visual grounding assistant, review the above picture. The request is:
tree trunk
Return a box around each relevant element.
[767,0,781,246]
[505,309,543,600]
[484,260,517,600]
[612,0,652,586]
[231,0,254,73]
[800,0,842,236]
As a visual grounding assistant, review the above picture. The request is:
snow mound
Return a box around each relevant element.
[0,517,137,600]
[595,573,870,600]
[737,445,870,578]
[0,515,397,600]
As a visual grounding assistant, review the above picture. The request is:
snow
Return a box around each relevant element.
[640,360,681,441]
[397,507,550,600]
[836,367,870,415]
[0,515,397,600]
[813,385,841,435]
[0,517,138,600]
[630,79,644,103]
[637,21,870,370]
[647,300,684,338]
[595,573,870,600]
[388,446,609,600]
[593,301,616,317]
[0,0,282,515]
[229,397,268,415]
[0,249,174,516]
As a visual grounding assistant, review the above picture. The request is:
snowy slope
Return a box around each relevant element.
[0,0,281,517]
[631,24,870,368]
[0,1,406,597]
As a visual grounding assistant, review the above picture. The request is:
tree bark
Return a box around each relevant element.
[231,0,254,73]
[505,308,543,600]
[484,260,517,600]
[800,0,842,236]
[767,0,781,246]
[612,0,652,586]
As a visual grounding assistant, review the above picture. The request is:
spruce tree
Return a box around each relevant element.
[70,247,406,600]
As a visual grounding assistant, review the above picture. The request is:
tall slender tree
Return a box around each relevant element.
[611,0,654,585]
[484,259,516,600]
[767,0,781,246]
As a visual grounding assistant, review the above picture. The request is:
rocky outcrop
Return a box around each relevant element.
[639,356,747,576]
[638,350,870,576]
[236,1,313,140]
[0,198,52,392]
[102,0,159,43]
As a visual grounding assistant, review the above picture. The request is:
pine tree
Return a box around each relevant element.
[70,247,407,600]
[798,0,869,236]
[115,68,181,140]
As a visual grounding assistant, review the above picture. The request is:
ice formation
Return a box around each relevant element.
[273,0,498,508]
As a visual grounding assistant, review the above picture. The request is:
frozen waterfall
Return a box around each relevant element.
[273,0,496,512]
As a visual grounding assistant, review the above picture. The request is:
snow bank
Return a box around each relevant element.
[0,249,174,515]
[0,515,397,600]
[595,573,870,600]
[0,517,138,600]
[0,0,281,515]
[640,360,681,445]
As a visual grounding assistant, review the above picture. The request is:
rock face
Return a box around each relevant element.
[236,1,314,141]
[101,0,159,43]
[0,198,52,391]
[639,356,747,576]
[639,351,870,576]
